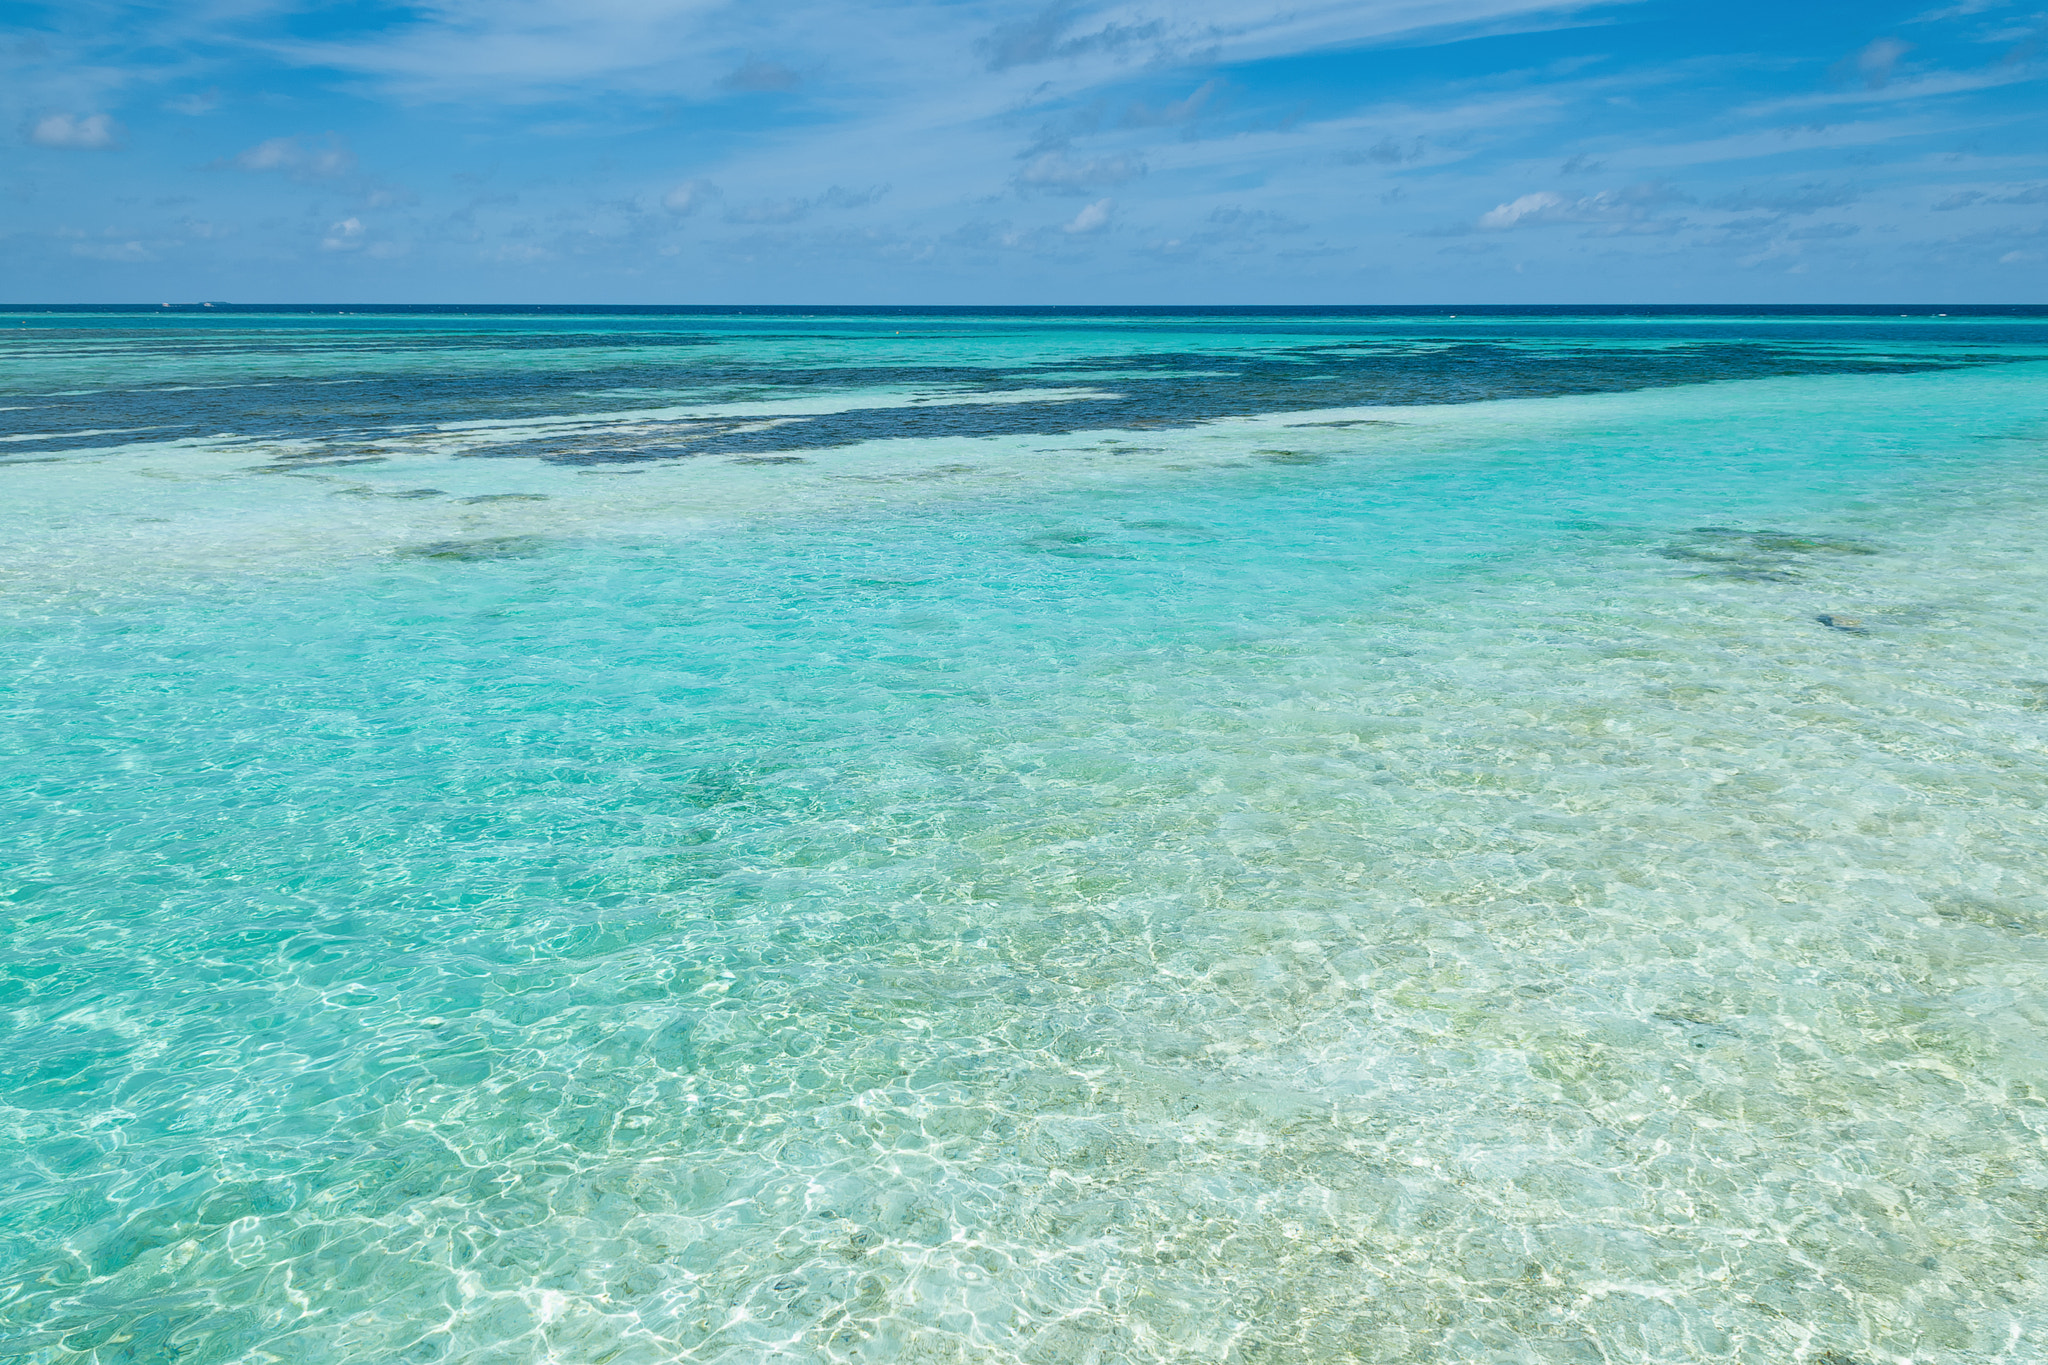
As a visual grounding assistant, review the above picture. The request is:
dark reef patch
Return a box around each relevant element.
[6,325,2026,464]
[396,535,547,561]
[1661,526,1883,584]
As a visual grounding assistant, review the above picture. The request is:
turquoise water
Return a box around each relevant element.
[5,310,2048,1364]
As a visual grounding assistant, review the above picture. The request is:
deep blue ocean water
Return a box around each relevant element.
[4,308,2048,1364]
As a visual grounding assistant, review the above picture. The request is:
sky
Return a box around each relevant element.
[3,0,2045,303]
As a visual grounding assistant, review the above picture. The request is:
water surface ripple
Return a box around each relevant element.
[3,310,2047,1365]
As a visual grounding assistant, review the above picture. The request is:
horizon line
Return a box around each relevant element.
[6,302,2046,313]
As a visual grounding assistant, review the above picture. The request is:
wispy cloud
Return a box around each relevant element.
[165,89,221,116]
[724,184,889,224]
[1121,79,1223,128]
[1737,58,2040,115]
[29,113,123,149]
[1907,0,2009,24]
[70,238,153,260]
[1842,37,1912,89]
[1934,181,2048,208]
[16,0,2048,300]
[222,135,358,179]
[1014,150,1145,194]
[719,58,802,92]
[1206,205,1305,234]
[1341,136,1429,166]
[1477,182,1688,230]
[976,4,1170,72]
[258,0,1650,102]
[663,179,720,214]
[1711,182,1858,214]
[1063,197,1113,231]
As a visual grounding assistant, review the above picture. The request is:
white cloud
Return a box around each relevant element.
[234,139,296,172]
[1064,198,1113,232]
[321,217,366,250]
[30,113,122,149]
[228,135,358,179]
[1478,190,1567,228]
[18,0,2036,298]
[663,179,719,214]
[1478,183,1688,230]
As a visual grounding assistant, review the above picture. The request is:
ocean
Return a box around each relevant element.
[4,306,2047,1364]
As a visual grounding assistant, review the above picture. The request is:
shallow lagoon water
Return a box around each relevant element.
[4,310,2048,1364]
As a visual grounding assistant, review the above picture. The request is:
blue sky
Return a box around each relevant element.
[4,0,2045,302]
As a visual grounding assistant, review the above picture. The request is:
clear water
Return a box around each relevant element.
[5,309,2048,1365]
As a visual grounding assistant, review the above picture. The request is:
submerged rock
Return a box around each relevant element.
[397,535,546,561]
[1749,532,1880,555]
[1662,525,1882,585]
[251,456,388,472]
[1686,525,1881,555]
[1018,528,1123,559]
